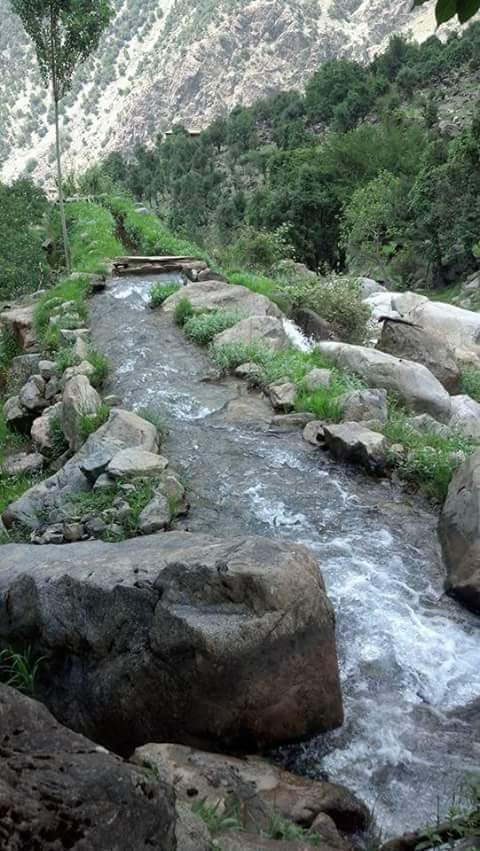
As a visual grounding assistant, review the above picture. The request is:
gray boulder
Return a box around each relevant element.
[303,421,326,446]
[0,533,343,754]
[215,315,289,351]
[318,342,451,421]
[448,395,480,439]
[31,402,63,455]
[292,308,337,342]
[62,375,101,452]
[439,450,480,613]
[38,359,57,381]
[3,395,32,432]
[0,304,37,350]
[377,319,461,393]
[323,422,387,475]
[61,359,96,386]
[107,448,168,479]
[338,389,388,424]
[409,414,451,437]
[163,280,282,318]
[3,408,158,531]
[0,685,176,850]
[357,277,385,299]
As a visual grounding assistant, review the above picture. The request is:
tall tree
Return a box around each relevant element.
[414,0,480,24]
[9,0,114,273]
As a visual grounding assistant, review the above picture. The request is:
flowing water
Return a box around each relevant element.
[90,275,480,837]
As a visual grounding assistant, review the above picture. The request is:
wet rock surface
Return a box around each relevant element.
[0,684,176,850]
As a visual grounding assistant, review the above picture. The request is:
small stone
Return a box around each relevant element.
[9,354,41,389]
[270,412,316,430]
[85,517,107,537]
[234,362,266,384]
[112,498,131,522]
[139,494,171,534]
[303,421,325,446]
[39,360,57,381]
[45,378,60,401]
[107,448,168,479]
[107,523,125,538]
[19,375,48,412]
[2,452,44,476]
[155,472,188,516]
[80,450,114,484]
[103,394,121,408]
[63,522,85,543]
[338,389,388,424]
[31,524,64,545]
[304,368,332,392]
[267,381,297,412]
[93,473,115,491]
[59,328,90,345]
[62,360,96,387]
[31,403,63,455]
[73,336,89,360]
[119,482,136,495]
[388,443,405,462]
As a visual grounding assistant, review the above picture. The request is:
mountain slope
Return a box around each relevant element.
[0,0,452,182]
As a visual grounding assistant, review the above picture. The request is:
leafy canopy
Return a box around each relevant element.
[414,0,480,24]
[9,0,114,96]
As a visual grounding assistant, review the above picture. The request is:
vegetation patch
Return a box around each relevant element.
[278,274,371,344]
[149,282,181,307]
[0,328,22,389]
[0,646,44,696]
[191,800,242,837]
[50,201,123,276]
[0,178,50,299]
[383,406,477,501]
[33,276,90,351]
[226,270,288,311]
[174,297,195,327]
[79,403,111,442]
[461,369,480,403]
[183,310,242,345]
[67,476,165,541]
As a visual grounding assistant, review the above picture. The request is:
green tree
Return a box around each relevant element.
[8,0,114,273]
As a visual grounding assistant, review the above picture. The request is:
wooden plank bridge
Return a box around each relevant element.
[112,255,200,276]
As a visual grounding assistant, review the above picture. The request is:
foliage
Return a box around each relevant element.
[136,408,168,439]
[278,274,371,343]
[87,348,108,388]
[51,201,123,274]
[67,475,166,541]
[0,328,22,388]
[264,811,323,845]
[183,310,241,345]
[33,276,89,350]
[79,402,110,441]
[295,386,344,422]
[414,0,480,25]
[174,297,194,327]
[48,415,68,459]
[219,224,294,273]
[149,282,181,308]
[0,178,50,299]
[461,369,480,402]
[383,405,477,501]
[0,646,44,695]
[191,799,242,836]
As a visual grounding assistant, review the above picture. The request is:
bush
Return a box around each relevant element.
[79,403,111,441]
[87,348,109,388]
[183,310,241,345]
[295,386,344,422]
[220,224,294,273]
[278,274,371,343]
[149,282,181,307]
[0,178,50,299]
[174,298,194,327]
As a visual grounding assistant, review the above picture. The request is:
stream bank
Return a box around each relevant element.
[89,274,480,838]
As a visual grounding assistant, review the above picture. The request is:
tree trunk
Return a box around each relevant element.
[50,6,70,275]
[53,92,70,275]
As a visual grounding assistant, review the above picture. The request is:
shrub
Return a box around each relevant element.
[55,346,80,374]
[210,341,268,372]
[0,328,21,387]
[87,348,109,388]
[48,416,69,460]
[149,282,181,307]
[0,647,44,695]
[278,274,371,343]
[0,178,50,299]
[183,310,241,345]
[174,297,194,327]
[220,224,294,273]
[136,407,168,439]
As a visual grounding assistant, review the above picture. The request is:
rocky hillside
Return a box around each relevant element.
[0,0,452,183]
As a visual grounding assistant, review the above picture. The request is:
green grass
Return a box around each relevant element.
[103,195,207,260]
[87,349,109,388]
[67,476,164,541]
[55,345,80,374]
[383,406,477,501]
[461,369,480,402]
[33,277,90,351]
[64,201,124,274]
[174,297,194,327]
[136,408,168,440]
[191,800,242,837]
[0,646,45,695]
[0,329,22,382]
[183,310,241,345]
[79,403,111,442]
[263,812,323,846]
[48,416,69,460]
[295,386,344,422]
[149,282,182,307]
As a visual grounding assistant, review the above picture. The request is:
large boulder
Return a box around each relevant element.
[162,280,282,318]
[377,319,461,393]
[9,353,41,389]
[107,448,167,479]
[338,389,388,424]
[323,422,387,475]
[3,408,158,531]
[403,297,480,365]
[62,375,102,452]
[3,394,32,432]
[448,395,480,439]
[133,744,368,838]
[439,450,480,613]
[215,316,289,350]
[0,533,343,753]
[18,374,48,413]
[318,342,452,421]
[0,304,37,350]
[31,402,63,455]
[0,685,176,850]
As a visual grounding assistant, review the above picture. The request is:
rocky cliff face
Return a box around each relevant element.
[0,0,447,182]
